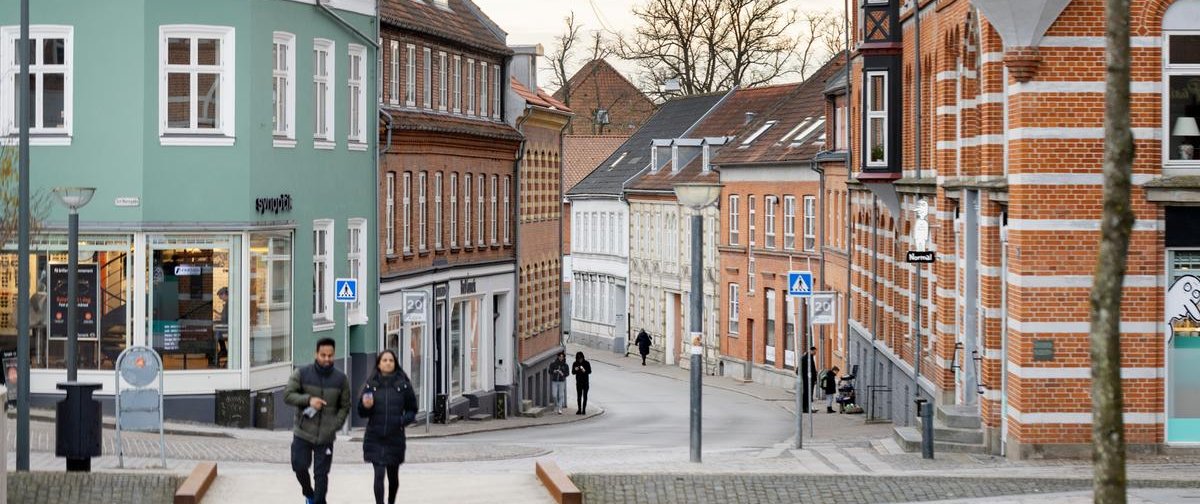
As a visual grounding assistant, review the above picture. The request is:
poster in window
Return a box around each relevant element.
[49,263,100,340]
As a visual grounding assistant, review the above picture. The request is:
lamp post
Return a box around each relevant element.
[673,181,721,464]
[52,187,96,382]
[16,0,31,472]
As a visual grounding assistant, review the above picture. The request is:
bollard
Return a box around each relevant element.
[915,398,934,459]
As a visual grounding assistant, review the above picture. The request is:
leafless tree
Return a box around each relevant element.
[0,146,50,250]
[547,11,582,106]
[618,0,800,99]
[1089,0,1131,501]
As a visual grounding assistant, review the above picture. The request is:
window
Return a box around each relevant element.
[250,232,292,366]
[464,174,472,247]
[480,62,488,117]
[312,38,335,147]
[477,175,485,245]
[312,220,334,329]
[764,196,777,249]
[347,218,367,325]
[348,44,366,147]
[784,295,796,368]
[783,196,796,249]
[159,25,236,144]
[728,195,740,245]
[450,173,459,247]
[866,71,888,165]
[466,58,475,115]
[272,32,296,146]
[388,41,399,105]
[765,289,776,364]
[728,283,739,333]
[1166,28,1200,163]
[438,52,447,111]
[804,195,816,251]
[493,65,501,119]
[748,195,757,246]
[402,172,412,253]
[434,172,443,249]
[490,175,498,245]
[418,172,427,251]
[748,257,756,291]
[422,47,432,108]
[503,176,511,244]
[834,102,848,151]
[0,25,72,142]
[453,55,461,113]
[385,172,395,254]
[405,44,416,107]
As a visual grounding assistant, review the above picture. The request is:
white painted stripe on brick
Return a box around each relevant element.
[984,307,1004,319]
[1009,127,1163,141]
[936,322,957,335]
[1008,81,1161,95]
[1008,173,1158,186]
[960,98,978,109]
[978,265,1001,277]
[935,210,954,221]
[1007,219,1161,232]
[937,105,958,116]
[1006,318,1159,334]
[979,215,1000,227]
[962,70,977,79]
[936,140,956,150]
[1007,363,1162,380]
[1038,36,1161,48]
[983,389,1003,401]
[936,287,957,299]
[978,92,1004,104]
[1008,409,1162,425]
[983,348,1003,360]
[1006,274,1160,289]
[937,70,958,81]
[982,52,1004,64]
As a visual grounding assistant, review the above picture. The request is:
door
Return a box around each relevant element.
[493,293,511,387]
[958,191,981,408]
[665,293,678,365]
[1000,216,1010,454]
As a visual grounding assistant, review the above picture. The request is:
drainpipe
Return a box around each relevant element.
[512,107,530,412]
[811,156,826,370]
[380,109,394,155]
[316,1,379,48]
[913,0,924,407]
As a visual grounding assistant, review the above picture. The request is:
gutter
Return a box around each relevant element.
[317,1,380,48]
[512,103,530,413]
[810,153,827,369]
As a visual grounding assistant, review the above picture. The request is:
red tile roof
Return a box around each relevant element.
[562,135,629,192]
[380,0,511,55]
[385,107,522,141]
[552,59,656,135]
[511,77,572,113]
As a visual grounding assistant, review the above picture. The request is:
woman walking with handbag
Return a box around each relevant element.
[358,350,418,504]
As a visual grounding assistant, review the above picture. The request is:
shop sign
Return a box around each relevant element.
[255,194,293,215]
[174,265,203,276]
[114,197,140,207]
[49,263,99,341]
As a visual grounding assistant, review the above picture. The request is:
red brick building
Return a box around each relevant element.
[553,59,657,135]
[378,0,521,421]
[840,0,1200,457]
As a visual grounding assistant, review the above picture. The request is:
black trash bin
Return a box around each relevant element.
[433,394,448,424]
[216,389,252,428]
[56,382,103,472]
[254,390,275,429]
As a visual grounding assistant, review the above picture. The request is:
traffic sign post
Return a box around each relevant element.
[809,292,837,326]
[335,279,357,434]
[788,271,813,297]
[400,289,432,433]
[787,271,814,448]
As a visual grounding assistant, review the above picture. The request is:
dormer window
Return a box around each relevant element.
[741,120,778,146]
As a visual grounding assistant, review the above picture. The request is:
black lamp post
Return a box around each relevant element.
[52,187,96,382]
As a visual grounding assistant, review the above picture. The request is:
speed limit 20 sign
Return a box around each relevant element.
[402,291,428,323]
[808,292,837,325]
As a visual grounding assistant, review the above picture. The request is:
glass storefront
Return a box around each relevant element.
[449,296,482,397]
[250,232,292,367]
[1168,250,1200,443]
[149,235,239,370]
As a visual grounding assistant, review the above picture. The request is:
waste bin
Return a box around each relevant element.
[494,391,508,420]
[55,382,103,472]
[216,389,252,428]
[433,394,448,424]
[254,390,275,429]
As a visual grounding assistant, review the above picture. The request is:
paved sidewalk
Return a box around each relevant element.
[908,488,1200,504]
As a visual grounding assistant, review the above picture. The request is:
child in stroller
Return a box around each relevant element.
[836,370,862,414]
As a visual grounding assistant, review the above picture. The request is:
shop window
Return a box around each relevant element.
[0,25,72,143]
[449,298,482,397]
[1169,249,1200,442]
[250,232,292,366]
[272,32,296,146]
[313,38,335,148]
[312,220,333,329]
[728,283,739,334]
[150,234,240,370]
[159,25,236,145]
[347,44,366,148]
[347,219,367,325]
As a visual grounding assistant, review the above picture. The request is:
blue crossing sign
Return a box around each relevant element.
[788,271,813,297]
[335,278,358,303]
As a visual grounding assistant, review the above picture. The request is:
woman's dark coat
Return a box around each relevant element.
[358,371,418,466]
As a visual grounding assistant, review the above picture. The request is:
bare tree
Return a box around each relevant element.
[1089,0,1131,501]
[618,0,800,99]
[0,146,50,250]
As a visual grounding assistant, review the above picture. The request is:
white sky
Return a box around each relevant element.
[472,0,844,92]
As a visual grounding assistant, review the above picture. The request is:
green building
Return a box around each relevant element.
[0,0,379,426]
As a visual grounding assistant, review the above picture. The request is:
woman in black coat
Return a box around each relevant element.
[572,351,592,415]
[358,350,418,504]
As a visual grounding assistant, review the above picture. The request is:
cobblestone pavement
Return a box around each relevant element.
[570,474,1200,504]
[6,471,181,504]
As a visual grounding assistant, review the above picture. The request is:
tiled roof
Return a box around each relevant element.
[713,57,847,167]
[562,135,628,192]
[626,84,798,192]
[552,59,656,134]
[385,107,522,141]
[380,0,511,55]
[511,77,572,113]
[567,93,725,197]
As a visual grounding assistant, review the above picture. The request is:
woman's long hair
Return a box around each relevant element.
[368,349,410,385]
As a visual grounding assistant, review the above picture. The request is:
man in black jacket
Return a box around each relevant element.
[549,352,569,415]
[285,337,352,504]
[801,346,818,413]
[635,329,652,365]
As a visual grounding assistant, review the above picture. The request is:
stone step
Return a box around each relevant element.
[893,426,988,454]
[467,413,492,422]
[936,404,982,430]
[520,406,546,418]
[917,417,985,445]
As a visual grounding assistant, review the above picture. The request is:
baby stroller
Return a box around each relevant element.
[836,367,863,414]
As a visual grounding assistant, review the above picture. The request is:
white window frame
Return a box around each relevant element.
[464,174,472,247]
[466,58,475,116]
[492,66,501,120]
[748,195,757,246]
[783,195,796,249]
[804,195,816,251]
[764,196,777,249]
[385,172,395,255]
[401,44,415,107]
[728,195,740,245]
[313,219,334,330]
[490,175,498,245]
[748,256,756,291]
[1,25,74,144]
[347,44,367,149]
[503,175,511,244]
[158,25,236,146]
[480,61,488,118]
[477,175,485,245]
[450,172,459,247]
[1164,30,1200,167]
[728,283,739,334]
[765,288,776,363]
[453,55,462,113]
[434,172,443,249]
[272,32,296,147]
[438,51,447,111]
[865,70,888,166]
[418,171,428,251]
[835,103,848,151]
[347,218,368,325]
[313,38,336,149]
[403,172,412,253]
[422,47,432,108]
[388,40,399,105]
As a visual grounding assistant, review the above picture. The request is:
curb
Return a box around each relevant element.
[174,461,217,504]
[375,407,606,441]
[584,351,795,404]
[535,459,582,504]
[12,410,236,439]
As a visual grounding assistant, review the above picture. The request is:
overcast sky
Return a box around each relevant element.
[472,0,844,92]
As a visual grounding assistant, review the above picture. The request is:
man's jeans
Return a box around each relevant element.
[292,437,334,504]
[551,380,567,411]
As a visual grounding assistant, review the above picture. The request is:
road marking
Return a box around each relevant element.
[813,445,867,474]
[789,447,838,473]
[845,446,892,473]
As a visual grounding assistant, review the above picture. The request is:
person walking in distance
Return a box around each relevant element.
[359,350,418,504]
[285,337,351,504]
[549,351,569,415]
[801,346,818,413]
[820,366,840,413]
[572,351,592,415]
[635,329,652,366]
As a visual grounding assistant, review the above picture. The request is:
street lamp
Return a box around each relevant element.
[673,181,721,464]
[52,187,96,382]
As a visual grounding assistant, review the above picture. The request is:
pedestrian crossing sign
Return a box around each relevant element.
[335,278,358,303]
[788,271,813,297]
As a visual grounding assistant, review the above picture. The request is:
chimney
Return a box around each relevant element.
[744,112,757,124]
[508,44,543,90]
